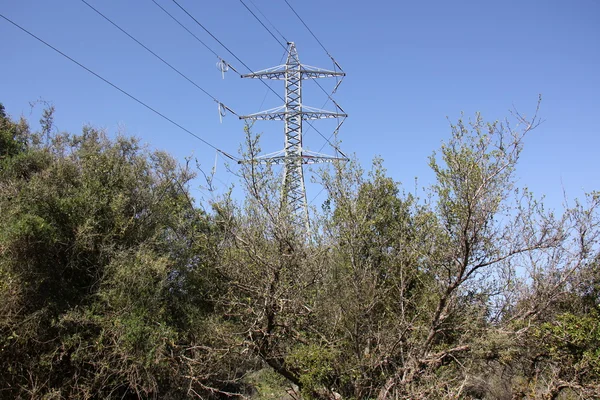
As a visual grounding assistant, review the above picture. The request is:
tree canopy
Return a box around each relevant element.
[0,102,598,399]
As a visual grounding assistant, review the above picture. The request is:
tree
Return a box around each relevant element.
[0,107,241,399]
[3,100,598,399]
[0,102,28,160]
[215,100,599,399]
[212,129,324,396]
[288,101,569,399]
[514,193,600,399]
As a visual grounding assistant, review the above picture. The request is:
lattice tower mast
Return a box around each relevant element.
[239,42,346,232]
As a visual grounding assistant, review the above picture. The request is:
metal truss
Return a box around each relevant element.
[241,63,344,80]
[239,105,345,121]
[239,42,347,233]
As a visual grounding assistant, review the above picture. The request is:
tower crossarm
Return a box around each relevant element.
[299,64,345,79]
[241,65,345,80]
[241,65,287,80]
[239,105,346,121]
[238,149,348,166]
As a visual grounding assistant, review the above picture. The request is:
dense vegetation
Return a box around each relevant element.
[1,102,598,399]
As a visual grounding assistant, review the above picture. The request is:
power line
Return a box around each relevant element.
[154,0,282,118]
[238,0,287,51]
[79,0,236,116]
[0,12,238,161]
[302,76,346,151]
[283,0,341,70]
[170,0,284,102]
[167,2,278,105]
[309,78,345,118]
[167,0,287,135]
[149,0,239,75]
[85,0,343,157]
[164,0,287,131]
[274,1,344,152]
[254,48,288,114]
[149,0,217,59]
[316,125,341,154]
[306,97,344,155]
[238,0,345,156]
[247,0,288,44]
[171,0,259,78]
[308,185,326,206]
[169,0,342,155]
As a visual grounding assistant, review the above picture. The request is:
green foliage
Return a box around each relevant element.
[286,344,338,397]
[2,101,599,399]
[0,102,28,160]
[532,311,600,384]
[245,368,291,400]
[0,105,230,399]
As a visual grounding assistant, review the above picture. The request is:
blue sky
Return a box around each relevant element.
[2,0,599,210]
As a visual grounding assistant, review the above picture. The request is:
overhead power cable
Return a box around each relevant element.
[170,0,283,101]
[253,47,288,119]
[171,0,259,77]
[279,1,345,152]
[0,12,238,161]
[238,0,287,51]
[79,0,236,117]
[170,0,281,101]
[308,185,326,206]
[247,0,288,44]
[149,0,238,74]
[149,1,215,59]
[283,0,343,70]
[316,125,341,154]
[170,0,343,155]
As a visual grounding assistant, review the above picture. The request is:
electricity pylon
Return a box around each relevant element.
[239,42,347,233]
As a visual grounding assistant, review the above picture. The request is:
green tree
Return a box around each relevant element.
[515,193,600,399]
[0,103,28,160]
[0,106,240,399]
[217,101,595,400]
[3,100,598,400]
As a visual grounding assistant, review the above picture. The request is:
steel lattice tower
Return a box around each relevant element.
[240,42,347,232]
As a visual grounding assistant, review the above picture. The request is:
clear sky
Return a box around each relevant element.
[2,0,599,210]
